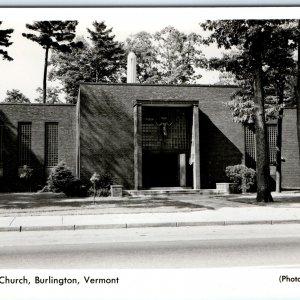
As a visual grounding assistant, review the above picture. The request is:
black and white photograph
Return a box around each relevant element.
[0,3,300,300]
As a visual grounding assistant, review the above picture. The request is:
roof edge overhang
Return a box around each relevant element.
[0,103,76,107]
[78,81,238,89]
[133,99,199,107]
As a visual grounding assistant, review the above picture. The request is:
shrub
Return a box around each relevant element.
[19,165,33,181]
[47,161,75,193]
[19,165,34,192]
[97,172,113,190]
[64,178,88,197]
[225,164,256,193]
[46,162,88,197]
[90,172,113,199]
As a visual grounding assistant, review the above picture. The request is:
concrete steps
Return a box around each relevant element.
[123,188,226,197]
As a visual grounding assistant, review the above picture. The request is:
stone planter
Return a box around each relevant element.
[110,185,123,197]
[216,182,238,194]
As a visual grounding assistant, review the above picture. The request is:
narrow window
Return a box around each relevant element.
[45,122,58,167]
[245,127,256,168]
[245,124,277,168]
[267,125,277,165]
[18,122,32,166]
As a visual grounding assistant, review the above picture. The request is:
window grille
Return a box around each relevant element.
[245,127,256,168]
[267,125,277,164]
[0,124,3,167]
[18,123,32,166]
[245,124,277,167]
[45,123,58,167]
[142,107,190,152]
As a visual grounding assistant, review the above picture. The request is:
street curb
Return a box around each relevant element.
[75,224,127,230]
[21,225,75,231]
[126,222,176,228]
[271,219,300,224]
[0,226,20,232]
[1,219,300,232]
[177,221,225,227]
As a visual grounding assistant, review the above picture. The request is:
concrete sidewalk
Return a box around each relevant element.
[1,204,300,232]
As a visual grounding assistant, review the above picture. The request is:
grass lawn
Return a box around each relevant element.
[0,191,299,216]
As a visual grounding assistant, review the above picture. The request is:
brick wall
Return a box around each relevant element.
[282,108,300,189]
[79,85,134,188]
[79,83,244,189]
[198,91,244,188]
[0,103,76,191]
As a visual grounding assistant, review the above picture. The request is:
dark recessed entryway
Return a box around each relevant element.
[143,153,179,188]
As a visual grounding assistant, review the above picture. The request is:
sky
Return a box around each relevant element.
[1,6,300,101]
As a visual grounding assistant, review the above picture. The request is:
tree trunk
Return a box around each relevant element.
[252,41,273,203]
[297,84,300,163]
[43,47,49,104]
[297,21,300,164]
[275,88,283,193]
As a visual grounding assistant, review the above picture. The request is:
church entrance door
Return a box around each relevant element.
[143,153,179,188]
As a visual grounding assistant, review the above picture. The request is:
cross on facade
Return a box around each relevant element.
[156,117,173,138]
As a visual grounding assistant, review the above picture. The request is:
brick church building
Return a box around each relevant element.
[0,53,299,192]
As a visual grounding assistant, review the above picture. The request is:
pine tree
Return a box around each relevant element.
[22,21,82,103]
[0,21,14,61]
[49,21,126,103]
[86,21,126,82]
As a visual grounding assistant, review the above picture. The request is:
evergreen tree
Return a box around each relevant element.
[86,21,126,82]
[0,21,14,61]
[22,21,82,103]
[49,21,126,103]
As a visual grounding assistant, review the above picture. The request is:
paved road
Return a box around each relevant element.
[1,224,300,268]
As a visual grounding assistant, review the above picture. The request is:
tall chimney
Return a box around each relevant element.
[127,52,137,83]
